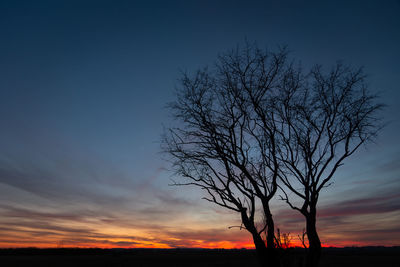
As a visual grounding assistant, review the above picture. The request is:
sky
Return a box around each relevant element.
[0,0,399,248]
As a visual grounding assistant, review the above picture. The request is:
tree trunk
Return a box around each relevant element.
[263,207,280,267]
[264,206,276,249]
[252,233,280,267]
[305,211,321,267]
[241,209,280,267]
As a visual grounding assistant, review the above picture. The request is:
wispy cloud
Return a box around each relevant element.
[318,194,400,217]
[0,147,399,248]
[274,189,400,246]
[0,153,252,248]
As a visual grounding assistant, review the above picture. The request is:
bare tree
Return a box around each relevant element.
[163,43,383,267]
[275,228,292,249]
[271,63,384,267]
[163,44,289,267]
[297,229,308,249]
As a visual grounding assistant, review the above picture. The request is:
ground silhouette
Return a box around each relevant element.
[1,247,398,267]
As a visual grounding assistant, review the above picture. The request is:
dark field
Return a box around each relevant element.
[0,247,399,267]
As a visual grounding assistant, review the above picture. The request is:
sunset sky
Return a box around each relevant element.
[0,0,399,249]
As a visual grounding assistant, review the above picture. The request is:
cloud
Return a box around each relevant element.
[318,194,400,217]
[1,148,399,248]
[0,204,89,221]
[0,202,251,248]
[0,155,249,248]
[272,189,400,246]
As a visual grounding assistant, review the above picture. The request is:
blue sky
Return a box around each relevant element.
[0,0,399,248]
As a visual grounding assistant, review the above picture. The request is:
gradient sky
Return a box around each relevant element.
[0,0,399,248]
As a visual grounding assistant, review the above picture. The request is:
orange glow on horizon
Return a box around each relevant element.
[0,240,256,249]
[0,221,396,249]
[0,239,385,249]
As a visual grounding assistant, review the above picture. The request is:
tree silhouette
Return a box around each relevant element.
[163,44,384,267]
[163,44,287,267]
[271,63,384,267]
